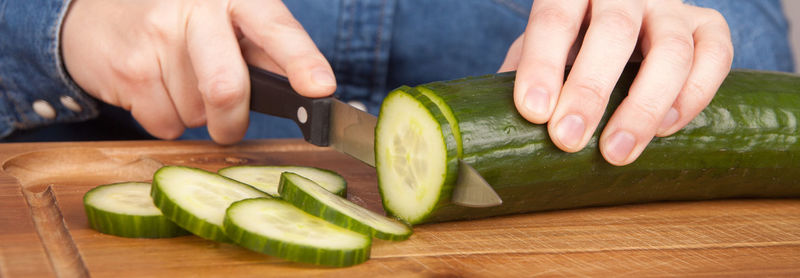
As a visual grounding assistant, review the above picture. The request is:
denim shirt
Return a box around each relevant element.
[0,0,795,141]
[0,0,98,138]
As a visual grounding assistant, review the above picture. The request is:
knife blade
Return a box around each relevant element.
[248,66,502,207]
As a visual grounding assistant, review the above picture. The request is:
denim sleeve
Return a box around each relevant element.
[0,0,98,138]
[685,0,795,72]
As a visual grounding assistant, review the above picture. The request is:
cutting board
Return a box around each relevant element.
[1,139,799,277]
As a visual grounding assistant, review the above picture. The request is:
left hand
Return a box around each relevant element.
[499,0,733,166]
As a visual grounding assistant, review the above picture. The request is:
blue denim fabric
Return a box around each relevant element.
[0,0,99,138]
[1,0,795,141]
[688,0,795,72]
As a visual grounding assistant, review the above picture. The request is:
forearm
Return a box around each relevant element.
[0,0,97,138]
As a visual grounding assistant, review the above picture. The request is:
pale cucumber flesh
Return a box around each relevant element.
[223,198,370,267]
[84,182,188,238]
[376,89,456,224]
[151,166,268,241]
[279,172,412,241]
[219,165,346,197]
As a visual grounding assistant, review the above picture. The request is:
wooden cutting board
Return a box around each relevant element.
[1,139,798,277]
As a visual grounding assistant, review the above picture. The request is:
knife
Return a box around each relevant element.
[248,66,502,208]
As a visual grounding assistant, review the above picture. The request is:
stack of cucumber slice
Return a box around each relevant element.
[83,165,412,267]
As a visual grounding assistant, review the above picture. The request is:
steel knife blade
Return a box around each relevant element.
[248,66,502,207]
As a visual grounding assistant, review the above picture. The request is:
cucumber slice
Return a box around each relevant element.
[223,198,371,267]
[375,86,459,224]
[83,182,189,238]
[151,166,268,242]
[278,172,412,241]
[416,86,462,158]
[218,165,346,197]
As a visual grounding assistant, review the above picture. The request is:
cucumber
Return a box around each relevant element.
[223,198,371,267]
[151,166,269,242]
[83,182,189,238]
[218,165,346,197]
[377,64,800,225]
[278,172,412,241]
[375,86,459,224]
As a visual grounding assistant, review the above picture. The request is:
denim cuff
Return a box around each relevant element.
[0,0,98,138]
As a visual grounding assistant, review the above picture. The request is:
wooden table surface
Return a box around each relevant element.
[0,139,798,277]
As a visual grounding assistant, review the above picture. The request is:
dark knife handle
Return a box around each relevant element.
[249,66,331,146]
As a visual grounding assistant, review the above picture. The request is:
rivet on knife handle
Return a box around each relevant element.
[248,66,332,146]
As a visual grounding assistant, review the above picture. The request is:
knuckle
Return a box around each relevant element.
[700,7,727,24]
[141,2,181,44]
[699,39,734,68]
[110,52,156,83]
[572,78,611,105]
[594,9,639,39]
[657,33,695,67]
[199,77,247,108]
[681,80,714,107]
[531,7,579,33]
[627,99,662,126]
[142,13,170,42]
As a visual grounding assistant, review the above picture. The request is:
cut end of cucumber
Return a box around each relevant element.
[219,165,347,197]
[224,198,371,267]
[279,172,412,241]
[376,88,456,224]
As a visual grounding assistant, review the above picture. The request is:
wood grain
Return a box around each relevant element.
[0,139,798,277]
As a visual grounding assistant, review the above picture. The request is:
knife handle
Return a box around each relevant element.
[249,66,331,146]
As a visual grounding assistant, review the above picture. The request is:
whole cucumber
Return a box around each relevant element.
[377,64,800,225]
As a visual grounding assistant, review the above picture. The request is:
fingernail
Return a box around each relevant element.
[311,68,336,86]
[605,130,636,164]
[659,107,679,132]
[523,87,549,116]
[555,114,585,149]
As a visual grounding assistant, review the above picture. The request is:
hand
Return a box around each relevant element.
[499,0,733,165]
[61,0,336,144]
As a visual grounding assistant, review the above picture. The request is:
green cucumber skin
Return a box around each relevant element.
[375,86,460,224]
[405,64,800,224]
[151,166,267,242]
[150,178,231,242]
[84,204,189,238]
[223,198,370,267]
[278,173,412,241]
[218,165,348,197]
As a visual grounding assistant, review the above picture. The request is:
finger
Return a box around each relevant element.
[160,45,206,128]
[231,0,335,98]
[513,0,588,124]
[126,76,185,140]
[498,34,524,72]
[599,4,695,165]
[657,7,733,136]
[547,1,644,152]
[186,2,250,144]
[240,37,285,75]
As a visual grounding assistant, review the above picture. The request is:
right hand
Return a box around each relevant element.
[61,0,336,144]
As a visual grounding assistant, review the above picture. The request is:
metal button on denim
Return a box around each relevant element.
[60,96,82,113]
[32,100,56,119]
